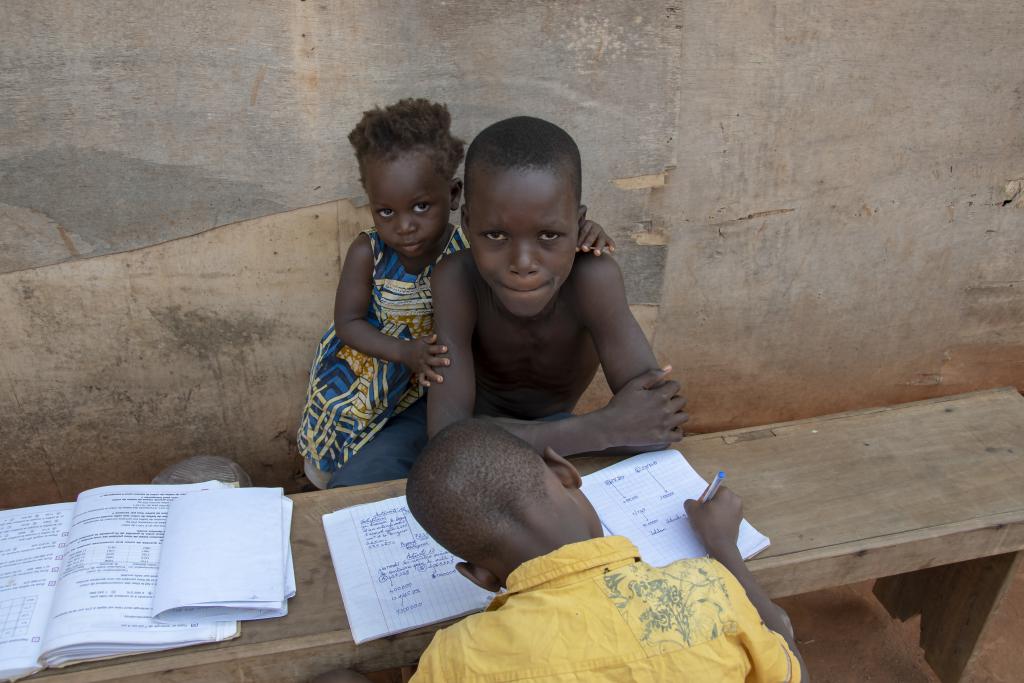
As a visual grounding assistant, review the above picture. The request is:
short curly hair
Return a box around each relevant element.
[348,98,465,186]
[465,116,582,203]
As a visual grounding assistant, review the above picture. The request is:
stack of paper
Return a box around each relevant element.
[152,487,297,622]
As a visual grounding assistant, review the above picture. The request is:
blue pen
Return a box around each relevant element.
[699,471,726,503]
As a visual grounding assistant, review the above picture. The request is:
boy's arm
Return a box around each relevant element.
[571,256,689,445]
[430,255,688,453]
[427,256,479,437]
[571,255,658,390]
[480,368,685,455]
[334,234,444,382]
[685,489,809,680]
[427,256,644,451]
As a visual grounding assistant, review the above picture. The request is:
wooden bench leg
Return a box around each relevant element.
[364,666,416,683]
[873,551,1022,683]
[873,566,934,620]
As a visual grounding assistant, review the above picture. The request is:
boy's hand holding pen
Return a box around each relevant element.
[684,477,742,560]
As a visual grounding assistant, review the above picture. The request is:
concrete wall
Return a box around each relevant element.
[2,1,1022,507]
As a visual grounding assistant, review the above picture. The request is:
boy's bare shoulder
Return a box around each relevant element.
[563,254,634,332]
[432,249,479,290]
[432,250,483,326]
[567,253,627,298]
[434,249,477,285]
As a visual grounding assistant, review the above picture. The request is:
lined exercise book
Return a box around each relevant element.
[579,451,770,566]
[323,449,770,644]
[322,500,493,644]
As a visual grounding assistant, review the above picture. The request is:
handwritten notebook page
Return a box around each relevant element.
[581,449,770,567]
[322,497,493,644]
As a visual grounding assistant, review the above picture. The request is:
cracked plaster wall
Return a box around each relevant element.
[2,1,1023,507]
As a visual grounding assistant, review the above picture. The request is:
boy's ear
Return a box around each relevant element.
[577,204,588,226]
[460,202,470,230]
[449,178,463,212]
[542,446,583,490]
[456,561,502,593]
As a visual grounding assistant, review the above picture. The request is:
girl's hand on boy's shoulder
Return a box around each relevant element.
[577,219,616,256]
[404,333,450,387]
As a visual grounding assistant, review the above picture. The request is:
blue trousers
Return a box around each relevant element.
[327,397,428,488]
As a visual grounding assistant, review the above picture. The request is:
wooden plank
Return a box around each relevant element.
[750,510,1024,597]
[694,386,1023,445]
[680,387,1024,563]
[30,632,434,683]
[34,388,1024,680]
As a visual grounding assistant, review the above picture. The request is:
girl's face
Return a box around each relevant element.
[363,150,462,270]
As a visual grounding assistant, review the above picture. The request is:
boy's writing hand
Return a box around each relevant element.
[684,488,806,674]
[576,219,616,256]
[603,366,689,446]
[684,486,742,560]
[403,334,450,387]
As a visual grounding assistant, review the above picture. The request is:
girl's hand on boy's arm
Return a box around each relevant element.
[576,219,616,255]
[403,333,450,387]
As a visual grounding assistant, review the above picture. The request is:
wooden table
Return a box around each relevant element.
[38,387,1024,683]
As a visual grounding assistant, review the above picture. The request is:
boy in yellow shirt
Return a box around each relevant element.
[315,420,806,682]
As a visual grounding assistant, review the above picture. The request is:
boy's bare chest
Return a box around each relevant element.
[472,298,598,383]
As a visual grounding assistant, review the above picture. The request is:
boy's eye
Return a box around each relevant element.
[377,208,394,218]
[483,231,508,241]
[539,231,560,241]
[413,203,430,213]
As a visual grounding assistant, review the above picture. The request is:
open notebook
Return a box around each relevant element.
[322,501,493,644]
[323,449,769,644]
[579,451,770,565]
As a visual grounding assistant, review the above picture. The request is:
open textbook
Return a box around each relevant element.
[323,449,770,644]
[0,484,295,681]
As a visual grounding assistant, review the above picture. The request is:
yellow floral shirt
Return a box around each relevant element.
[412,536,800,683]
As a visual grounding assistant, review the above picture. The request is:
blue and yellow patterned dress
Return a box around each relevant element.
[298,226,469,474]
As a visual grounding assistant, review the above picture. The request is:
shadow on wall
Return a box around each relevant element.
[0,147,286,273]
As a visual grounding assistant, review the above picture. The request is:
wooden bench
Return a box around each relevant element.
[37,387,1024,682]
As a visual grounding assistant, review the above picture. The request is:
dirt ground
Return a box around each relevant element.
[779,563,1024,682]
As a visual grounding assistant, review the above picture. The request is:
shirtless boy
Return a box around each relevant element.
[428,116,688,454]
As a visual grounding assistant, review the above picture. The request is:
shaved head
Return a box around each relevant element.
[464,116,582,204]
[406,420,548,562]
